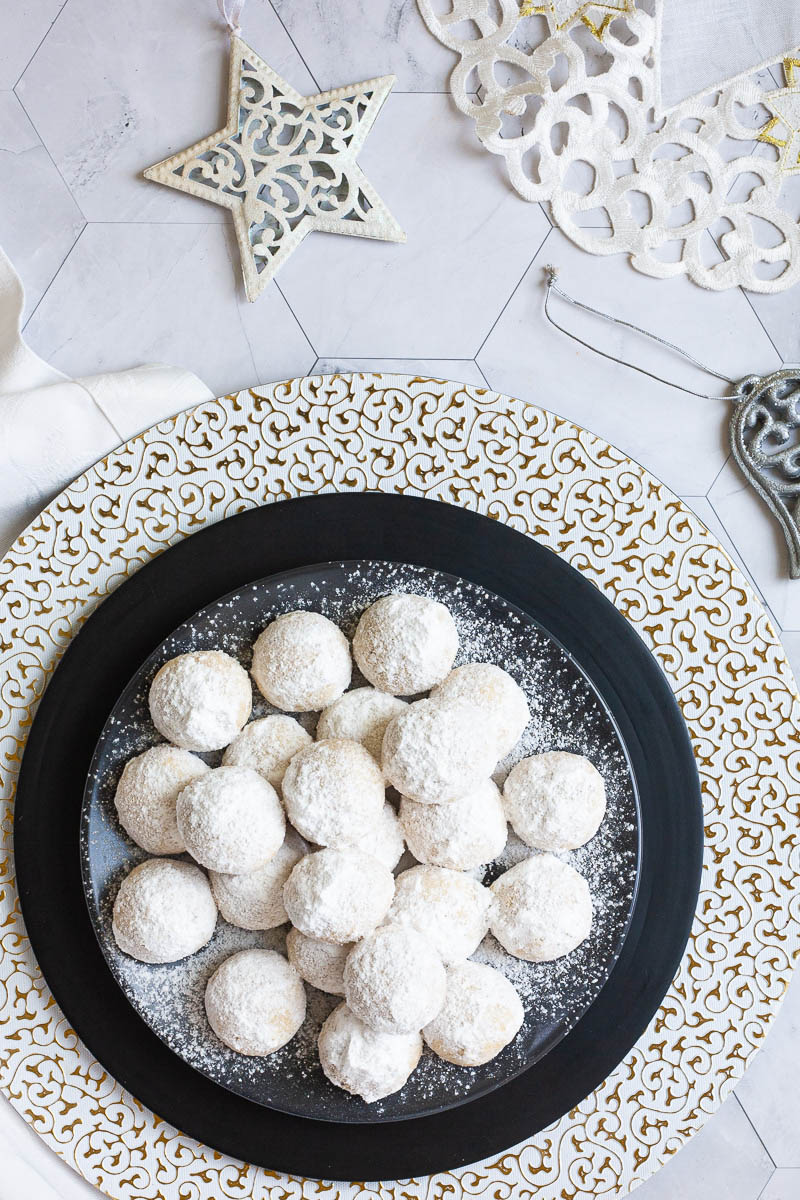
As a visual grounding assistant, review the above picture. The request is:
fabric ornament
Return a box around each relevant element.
[417,0,800,292]
[144,0,404,300]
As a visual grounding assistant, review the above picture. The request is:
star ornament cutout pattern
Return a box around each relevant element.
[757,57,800,176]
[519,0,634,39]
[144,38,405,301]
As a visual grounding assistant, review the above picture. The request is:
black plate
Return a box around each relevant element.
[81,560,640,1123]
[14,493,703,1179]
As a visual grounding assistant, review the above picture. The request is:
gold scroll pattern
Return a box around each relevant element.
[0,374,798,1200]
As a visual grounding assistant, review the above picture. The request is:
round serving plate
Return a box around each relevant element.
[81,559,640,1124]
[15,489,701,1178]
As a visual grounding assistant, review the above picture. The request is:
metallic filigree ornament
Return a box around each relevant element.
[731,369,800,578]
[144,36,404,301]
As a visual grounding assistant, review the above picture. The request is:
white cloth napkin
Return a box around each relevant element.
[659,0,800,110]
[0,248,213,553]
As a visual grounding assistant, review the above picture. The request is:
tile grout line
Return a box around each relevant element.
[753,1166,778,1200]
[740,288,786,367]
[474,225,553,361]
[11,0,69,90]
[274,279,317,358]
[219,230,260,383]
[21,221,87,335]
[705,450,733,497]
[267,1,321,92]
[734,1093,778,1170]
[474,360,491,388]
[13,88,89,223]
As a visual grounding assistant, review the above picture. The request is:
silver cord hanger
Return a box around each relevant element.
[542,266,800,579]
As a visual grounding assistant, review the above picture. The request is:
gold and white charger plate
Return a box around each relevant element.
[1,373,799,1198]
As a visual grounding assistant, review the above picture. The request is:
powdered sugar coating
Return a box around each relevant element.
[148,650,252,751]
[423,962,524,1067]
[286,928,353,995]
[222,715,312,792]
[431,662,530,758]
[388,865,492,964]
[317,687,407,766]
[176,765,285,874]
[344,924,447,1034]
[205,948,306,1056]
[210,828,307,930]
[340,800,405,870]
[112,858,217,964]
[319,1003,422,1102]
[400,779,507,870]
[503,752,607,852]
[382,697,498,804]
[114,744,209,855]
[491,853,593,962]
[251,610,351,712]
[283,847,395,944]
[353,594,458,695]
[282,738,385,847]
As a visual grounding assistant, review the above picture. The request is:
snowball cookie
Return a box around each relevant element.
[114,744,209,855]
[283,847,395,944]
[251,610,351,712]
[148,650,251,752]
[319,1002,422,1102]
[344,923,446,1034]
[342,801,405,870]
[400,779,507,871]
[112,858,217,964]
[205,948,306,1056]
[210,828,306,930]
[388,865,492,964]
[382,698,498,804]
[431,662,530,758]
[282,738,385,847]
[490,853,592,962]
[286,927,353,995]
[423,961,524,1067]
[222,714,312,792]
[176,765,285,874]
[352,594,459,696]
[503,751,607,852]
[317,687,407,766]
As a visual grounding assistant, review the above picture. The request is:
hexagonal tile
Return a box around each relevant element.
[22,222,315,396]
[707,456,800,630]
[629,1096,773,1200]
[16,0,316,222]
[476,229,781,497]
[312,358,487,387]
[277,92,550,359]
[0,89,84,320]
[0,0,64,89]
[736,974,800,1168]
[745,285,800,365]
[760,1170,800,1200]
[270,0,458,92]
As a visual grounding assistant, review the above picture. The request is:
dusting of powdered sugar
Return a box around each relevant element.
[81,560,639,1123]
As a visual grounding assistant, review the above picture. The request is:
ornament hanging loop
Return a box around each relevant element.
[217,0,245,38]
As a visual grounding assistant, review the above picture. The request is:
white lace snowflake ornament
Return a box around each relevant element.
[418,0,800,291]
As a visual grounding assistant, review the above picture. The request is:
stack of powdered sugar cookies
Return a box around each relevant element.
[111,592,607,1103]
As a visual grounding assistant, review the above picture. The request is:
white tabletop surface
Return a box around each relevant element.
[1,2,799,1197]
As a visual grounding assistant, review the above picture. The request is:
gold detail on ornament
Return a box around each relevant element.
[756,57,800,174]
[144,37,405,301]
[519,0,634,38]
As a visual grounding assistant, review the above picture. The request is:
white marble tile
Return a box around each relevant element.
[707,456,800,631]
[0,88,85,321]
[0,1099,100,1198]
[744,285,800,364]
[312,358,488,386]
[630,1095,773,1200]
[277,92,550,359]
[270,0,458,93]
[736,974,800,1168]
[476,229,781,497]
[22,223,314,397]
[15,0,316,223]
[760,1170,800,1200]
[0,0,64,89]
